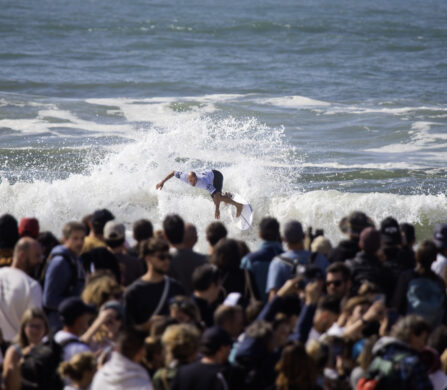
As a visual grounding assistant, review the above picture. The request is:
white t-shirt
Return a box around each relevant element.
[174,170,216,195]
[0,267,42,341]
[54,330,91,362]
[432,253,447,282]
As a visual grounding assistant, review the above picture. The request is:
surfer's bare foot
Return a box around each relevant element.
[236,204,243,217]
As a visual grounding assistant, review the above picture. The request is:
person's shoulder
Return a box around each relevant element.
[168,277,187,293]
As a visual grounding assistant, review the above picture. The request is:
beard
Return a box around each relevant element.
[153,264,168,275]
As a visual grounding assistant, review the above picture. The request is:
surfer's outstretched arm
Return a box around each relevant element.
[156,170,175,190]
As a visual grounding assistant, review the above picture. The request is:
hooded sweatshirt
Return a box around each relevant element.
[91,351,153,390]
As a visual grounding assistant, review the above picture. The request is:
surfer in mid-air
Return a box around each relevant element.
[156,169,243,219]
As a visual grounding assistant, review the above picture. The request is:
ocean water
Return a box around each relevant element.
[1,0,446,250]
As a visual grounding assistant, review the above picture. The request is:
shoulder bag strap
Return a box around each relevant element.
[152,276,170,317]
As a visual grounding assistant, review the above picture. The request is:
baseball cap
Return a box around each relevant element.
[18,217,40,239]
[104,221,125,240]
[201,326,233,352]
[380,217,401,245]
[58,297,96,325]
[433,224,447,250]
[283,220,304,243]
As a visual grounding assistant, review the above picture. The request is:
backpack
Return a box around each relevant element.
[356,352,410,390]
[40,252,79,295]
[277,252,314,276]
[21,337,84,390]
[406,276,445,327]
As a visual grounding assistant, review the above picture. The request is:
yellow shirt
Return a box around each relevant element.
[81,235,105,254]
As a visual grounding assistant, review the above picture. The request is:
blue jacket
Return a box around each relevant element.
[241,241,283,302]
[42,245,85,331]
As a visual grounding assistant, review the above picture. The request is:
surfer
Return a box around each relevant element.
[156,170,243,220]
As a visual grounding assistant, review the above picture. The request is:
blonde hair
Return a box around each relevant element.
[18,308,49,349]
[311,236,332,258]
[81,271,124,309]
[58,352,97,383]
[161,324,200,365]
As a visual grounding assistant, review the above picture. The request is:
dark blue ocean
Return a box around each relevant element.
[1,0,446,247]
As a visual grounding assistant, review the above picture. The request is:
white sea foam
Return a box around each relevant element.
[258,96,331,108]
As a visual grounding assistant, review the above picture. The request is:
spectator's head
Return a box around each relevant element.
[391,315,431,352]
[182,223,198,249]
[275,341,317,390]
[103,221,125,249]
[37,231,60,260]
[359,227,381,255]
[12,237,43,275]
[339,211,374,239]
[161,323,200,365]
[143,337,164,373]
[400,223,416,248]
[311,236,332,258]
[132,219,153,243]
[139,237,171,276]
[0,213,19,250]
[116,327,148,363]
[313,296,340,334]
[163,214,184,246]
[62,221,86,256]
[58,352,97,390]
[200,326,233,364]
[214,305,244,338]
[325,262,351,300]
[282,220,304,247]
[236,240,250,258]
[245,320,274,353]
[272,315,291,350]
[433,223,447,253]
[380,216,401,246]
[18,217,40,239]
[82,272,124,309]
[59,297,96,336]
[205,222,227,249]
[18,308,49,349]
[101,300,125,340]
[210,238,242,271]
[192,264,221,303]
[415,239,438,272]
[343,296,373,327]
[90,209,114,236]
[259,217,280,242]
[168,296,200,324]
[81,214,91,236]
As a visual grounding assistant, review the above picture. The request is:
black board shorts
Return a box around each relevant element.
[211,170,223,197]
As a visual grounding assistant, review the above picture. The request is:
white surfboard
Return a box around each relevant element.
[227,193,253,231]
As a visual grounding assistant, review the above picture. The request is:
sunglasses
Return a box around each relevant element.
[154,253,172,261]
[326,280,343,288]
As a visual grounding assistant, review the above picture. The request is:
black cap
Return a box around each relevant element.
[201,326,233,352]
[434,224,447,250]
[58,297,96,325]
[91,209,115,224]
[380,217,401,245]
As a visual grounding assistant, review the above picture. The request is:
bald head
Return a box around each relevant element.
[13,237,42,275]
[187,171,197,186]
[183,223,198,249]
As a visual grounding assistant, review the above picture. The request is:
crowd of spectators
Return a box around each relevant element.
[1,209,447,390]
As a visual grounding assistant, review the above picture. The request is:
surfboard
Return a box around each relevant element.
[227,193,253,231]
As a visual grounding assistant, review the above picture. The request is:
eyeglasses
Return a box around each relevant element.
[326,280,343,288]
[155,253,172,261]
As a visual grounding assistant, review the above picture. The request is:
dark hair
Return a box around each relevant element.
[400,223,416,246]
[428,325,447,355]
[81,214,91,236]
[0,214,19,249]
[91,209,114,236]
[416,239,438,270]
[259,217,280,241]
[245,301,265,324]
[275,341,317,390]
[139,237,170,258]
[105,237,125,249]
[326,262,351,282]
[236,240,250,258]
[163,214,184,245]
[116,327,148,360]
[206,222,227,246]
[192,264,220,292]
[210,238,242,271]
[317,295,341,315]
[37,231,60,259]
[133,219,154,242]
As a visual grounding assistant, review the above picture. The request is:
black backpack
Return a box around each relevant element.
[21,337,83,390]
